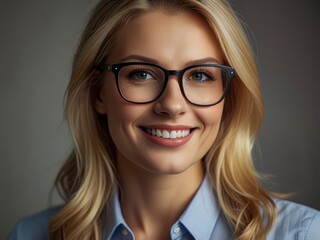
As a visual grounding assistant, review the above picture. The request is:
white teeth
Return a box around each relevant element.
[162,130,169,138]
[145,128,191,139]
[182,129,190,137]
[156,129,162,137]
[177,130,182,137]
[169,131,177,139]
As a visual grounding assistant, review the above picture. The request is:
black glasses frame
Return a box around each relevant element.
[98,62,235,106]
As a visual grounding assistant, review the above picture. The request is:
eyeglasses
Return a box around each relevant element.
[98,62,235,106]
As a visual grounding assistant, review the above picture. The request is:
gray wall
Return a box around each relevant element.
[229,0,320,209]
[1,0,319,238]
[0,0,99,238]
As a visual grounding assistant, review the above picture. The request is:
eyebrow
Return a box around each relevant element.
[119,55,221,67]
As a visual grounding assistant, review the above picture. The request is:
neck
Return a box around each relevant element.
[117,154,204,240]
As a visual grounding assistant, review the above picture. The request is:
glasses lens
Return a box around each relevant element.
[118,64,165,103]
[183,66,226,105]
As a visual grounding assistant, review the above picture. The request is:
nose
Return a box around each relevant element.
[153,76,187,118]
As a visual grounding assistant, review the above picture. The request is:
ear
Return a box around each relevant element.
[92,72,108,115]
[95,91,108,115]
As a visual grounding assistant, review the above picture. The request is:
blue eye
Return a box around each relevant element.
[188,71,213,82]
[129,70,153,80]
[190,72,208,81]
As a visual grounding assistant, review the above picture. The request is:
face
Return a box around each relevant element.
[96,10,224,177]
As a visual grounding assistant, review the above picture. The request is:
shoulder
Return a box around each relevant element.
[8,206,62,240]
[267,198,320,240]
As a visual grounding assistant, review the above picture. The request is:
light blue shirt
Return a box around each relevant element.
[8,176,320,239]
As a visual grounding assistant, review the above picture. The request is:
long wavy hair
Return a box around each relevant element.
[49,0,277,239]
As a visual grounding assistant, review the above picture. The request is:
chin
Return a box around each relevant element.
[141,157,201,176]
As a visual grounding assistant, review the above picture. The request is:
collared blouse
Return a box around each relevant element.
[8,176,320,239]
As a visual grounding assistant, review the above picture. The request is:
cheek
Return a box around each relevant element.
[104,76,153,125]
[200,102,224,129]
[106,97,137,157]
[104,79,133,121]
[197,102,224,151]
[105,85,148,142]
[106,95,134,134]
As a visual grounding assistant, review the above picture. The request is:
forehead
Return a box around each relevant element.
[107,10,224,68]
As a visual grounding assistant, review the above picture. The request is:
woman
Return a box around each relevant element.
[9,0,320,239]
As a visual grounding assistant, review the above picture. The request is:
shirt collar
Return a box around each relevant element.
[177,175,221,240]
[103,189,134,239]
[103,175,220,240]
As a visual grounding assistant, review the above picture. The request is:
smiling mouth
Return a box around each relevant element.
[142,128,192,139]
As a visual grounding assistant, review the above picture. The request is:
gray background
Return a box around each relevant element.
[1,0,319,238]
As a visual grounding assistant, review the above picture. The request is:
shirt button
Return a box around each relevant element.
[174,226,181,234]
[122,228,128,236]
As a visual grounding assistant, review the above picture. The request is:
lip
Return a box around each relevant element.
[140,125,195,147]
[142,124,192,131]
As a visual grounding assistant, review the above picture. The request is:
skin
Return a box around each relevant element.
[95,10,224,240]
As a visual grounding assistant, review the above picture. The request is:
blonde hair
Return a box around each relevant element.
[49,0,277,239]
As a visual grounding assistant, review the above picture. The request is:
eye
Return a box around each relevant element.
[188,70,214,82]
[129,70,154,81]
